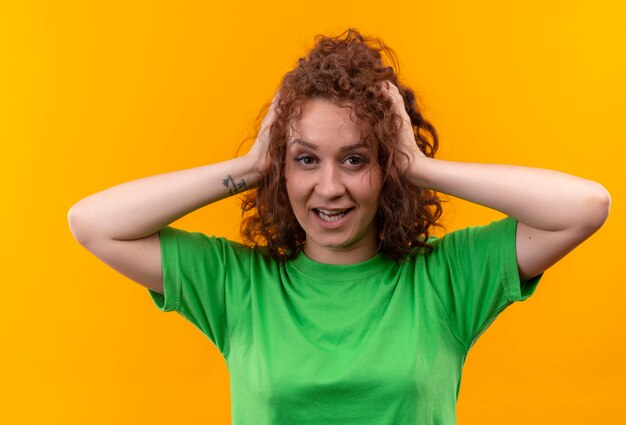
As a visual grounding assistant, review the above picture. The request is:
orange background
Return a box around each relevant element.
[2,1,624,424]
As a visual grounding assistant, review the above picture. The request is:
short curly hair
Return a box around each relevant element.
[240,28,445,263]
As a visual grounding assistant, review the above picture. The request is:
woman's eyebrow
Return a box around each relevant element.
[290,138,367,152]
[291,139,318,150]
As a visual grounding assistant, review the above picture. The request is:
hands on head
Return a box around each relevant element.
[247,81,426,179]
[248,90,281,176]
[380,80,427,174]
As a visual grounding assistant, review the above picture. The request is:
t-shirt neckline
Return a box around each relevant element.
[289,249,390,281]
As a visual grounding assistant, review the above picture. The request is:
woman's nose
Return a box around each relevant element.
[315,165,345,199]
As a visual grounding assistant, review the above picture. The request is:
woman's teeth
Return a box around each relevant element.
[315,208,350,222]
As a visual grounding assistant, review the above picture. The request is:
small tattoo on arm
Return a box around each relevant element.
[222,174,249,195]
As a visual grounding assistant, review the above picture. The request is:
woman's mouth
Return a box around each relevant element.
[312,208,354,223]
[315,208,349,222]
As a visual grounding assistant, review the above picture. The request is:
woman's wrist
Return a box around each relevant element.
[238,153,265,189]
[406,155,433,189]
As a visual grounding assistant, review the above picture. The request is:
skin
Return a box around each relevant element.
[284,98,383,265]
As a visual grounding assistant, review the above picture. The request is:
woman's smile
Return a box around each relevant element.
[311,207,354,228]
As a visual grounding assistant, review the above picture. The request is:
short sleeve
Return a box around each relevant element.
[147,226,252,357]
[429,216,544,351]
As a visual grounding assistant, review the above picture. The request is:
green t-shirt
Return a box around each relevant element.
[148,216,543,424]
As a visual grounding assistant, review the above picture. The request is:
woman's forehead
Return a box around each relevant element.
[288,99,371,148]
[297,97,362,125]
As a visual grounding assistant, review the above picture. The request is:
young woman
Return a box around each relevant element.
[68,28,611,424]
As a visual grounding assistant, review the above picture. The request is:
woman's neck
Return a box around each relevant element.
[302,237,380,265]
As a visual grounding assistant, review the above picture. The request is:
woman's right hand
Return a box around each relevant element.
[247,90,280,176]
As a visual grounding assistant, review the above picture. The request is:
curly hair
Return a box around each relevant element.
[239,28,445,263]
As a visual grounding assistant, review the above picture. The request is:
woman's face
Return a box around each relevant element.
[285,98,383,264]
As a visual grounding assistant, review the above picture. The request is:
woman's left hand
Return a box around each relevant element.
[381,80,427,176]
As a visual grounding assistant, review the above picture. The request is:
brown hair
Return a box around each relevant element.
[240,28,445,262]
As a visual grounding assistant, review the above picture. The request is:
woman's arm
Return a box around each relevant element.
[409,158,610,233]
[382,80,611,281]
[68,155,260,243]
[410,158,610,282]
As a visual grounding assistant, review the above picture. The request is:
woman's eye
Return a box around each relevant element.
[345,156,365,166]
[295,155,315,165]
